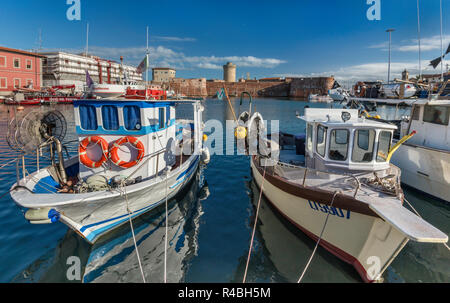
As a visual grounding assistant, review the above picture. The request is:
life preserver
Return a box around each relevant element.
[79,136,109,168]
[109,136,145,169]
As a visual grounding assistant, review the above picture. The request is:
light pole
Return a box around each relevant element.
[386,29,395,83]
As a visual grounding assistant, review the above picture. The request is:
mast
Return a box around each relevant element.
[146,26,149,100]
[439,0,444,81]
[85,22,89,57]
[417,0,422,80]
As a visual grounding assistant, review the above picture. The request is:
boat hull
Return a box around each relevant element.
[11,155,200,244]
[390,143,450,203]
[250,157,409,282]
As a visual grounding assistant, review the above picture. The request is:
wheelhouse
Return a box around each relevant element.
[74,99,177,181]
[302,108,396,172]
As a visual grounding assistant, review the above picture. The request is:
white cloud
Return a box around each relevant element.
[153,36,197,42]
[369,35,450,52]
[276,58,449,83]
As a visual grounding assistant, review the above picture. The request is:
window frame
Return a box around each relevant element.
[13,78,21,88]
[0,56,6,68]
[101,105,120,131]
[79,104,98,131]
[422,105,450,126]
[352,129,376,163]
[316,124,327,157]
[123,105,142,131]
[376,131,392,163]
[0,77,7,89]
[13,58,20,69]
[158,107,166,130]
[26,59,32,70]
[328,128,349,161]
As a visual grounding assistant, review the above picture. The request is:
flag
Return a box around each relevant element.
[136,55,149,74]
[86,70,94,88]
[446,43,450,55]
[429,43,450,69]
[216,88,225,100]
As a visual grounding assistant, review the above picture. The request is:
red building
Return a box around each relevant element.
[0,46,45,96]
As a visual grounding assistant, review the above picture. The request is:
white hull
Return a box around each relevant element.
[11,155,200,244]
[390,143,450,202]
[91,84,126,98]
[251,158,410,282]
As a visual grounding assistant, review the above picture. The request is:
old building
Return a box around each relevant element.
[39,51,142,92]
[223,62,236,82]
[0,46,45,96]
[152,67,176,83]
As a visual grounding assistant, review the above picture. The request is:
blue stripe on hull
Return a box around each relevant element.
[81,156,199,243]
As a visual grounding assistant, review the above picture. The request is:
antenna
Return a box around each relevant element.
[85,22,89,57]
[417,0,422,80]
[439,0,444,81]
[38,28,43,51]
[146,26,149,100]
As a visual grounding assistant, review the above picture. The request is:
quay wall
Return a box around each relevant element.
[165,77,335,98]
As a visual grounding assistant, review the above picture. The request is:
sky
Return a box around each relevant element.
[0,0,449,85]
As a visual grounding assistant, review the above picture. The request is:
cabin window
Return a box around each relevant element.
[423,105,449,126]
[316,125,327,157]
[352,129,375,162]
[329,129,349,161]
[79,105,98,130]
[377,131,392,162]
[411,105,420,121]
[101,106,119,130]
[166,107,171,127]
[123,105,142,130]
[159,107,165,129]
[306,124,313,152]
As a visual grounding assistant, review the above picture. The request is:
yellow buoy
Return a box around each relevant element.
[235,126,247,140]
[203,134,208,142]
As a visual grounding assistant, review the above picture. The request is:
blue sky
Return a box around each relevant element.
[0,0,448,84]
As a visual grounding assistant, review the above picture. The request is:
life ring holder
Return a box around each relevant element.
[79,136,109,168]
[109,136,145,169]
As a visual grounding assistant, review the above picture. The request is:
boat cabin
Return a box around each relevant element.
[74,99,178,181]
[402,99,450,151]
[300,108,397,172]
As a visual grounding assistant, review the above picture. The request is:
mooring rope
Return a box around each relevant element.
[297,191,340,283]
[121,183,146,283]
[403,196,450,252]
[243,165,267,283]
[164,167,170,283]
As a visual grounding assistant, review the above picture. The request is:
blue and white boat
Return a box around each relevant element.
[9,98,210,244]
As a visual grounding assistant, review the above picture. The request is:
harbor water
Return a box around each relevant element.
[0,98,448,283]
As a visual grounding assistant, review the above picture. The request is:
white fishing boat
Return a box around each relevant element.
[237,107,448,282]
[381,83,417,99]
[390,97,450,202]
[8,97,210,244]
[328,87,350,102]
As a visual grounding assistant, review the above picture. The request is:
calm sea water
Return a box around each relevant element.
[0,98,448,283]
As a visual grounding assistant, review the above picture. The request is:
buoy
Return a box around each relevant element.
[203,134,208,142]
[201,147,211,164]
[235,126,247,140]
[25,207,60,223]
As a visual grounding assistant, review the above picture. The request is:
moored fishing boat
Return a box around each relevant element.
[238,107,448,282]
[8,97,210,244]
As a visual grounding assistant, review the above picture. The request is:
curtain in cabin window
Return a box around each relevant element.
[79,105,98,130]
[101,106,120,130]
[166,107,171,127]
[123,105,142,130]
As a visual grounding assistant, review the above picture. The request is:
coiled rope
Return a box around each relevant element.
[243,165,267,283]
[297,191,340,283]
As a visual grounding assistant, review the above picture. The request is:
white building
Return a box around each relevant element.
[40,52,143,92]
[152,67,176,83]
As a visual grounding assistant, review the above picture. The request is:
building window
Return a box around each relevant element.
[101,106,119,130]
[26,79,33,88]
[13,78,21,88]
[352,129,375,163]
[0,77,7,89]
[423,105,449,126]
[329,129,349,161]
[0,56,6,67]
[26,59,32,70]
[13,58,20,68]
[377,131,392,162]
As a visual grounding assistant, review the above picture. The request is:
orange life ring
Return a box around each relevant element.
[79,136,109,168]
[109,136,145,169]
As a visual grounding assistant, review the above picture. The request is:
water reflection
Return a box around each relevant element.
[12,168,207,283]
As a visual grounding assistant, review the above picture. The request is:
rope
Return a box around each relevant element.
[297,191,340,283]
[121,183,146,283]
[243,165,267,283]
[223,85,238,123]
[404,197,450,252]
[164,167,169,283]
